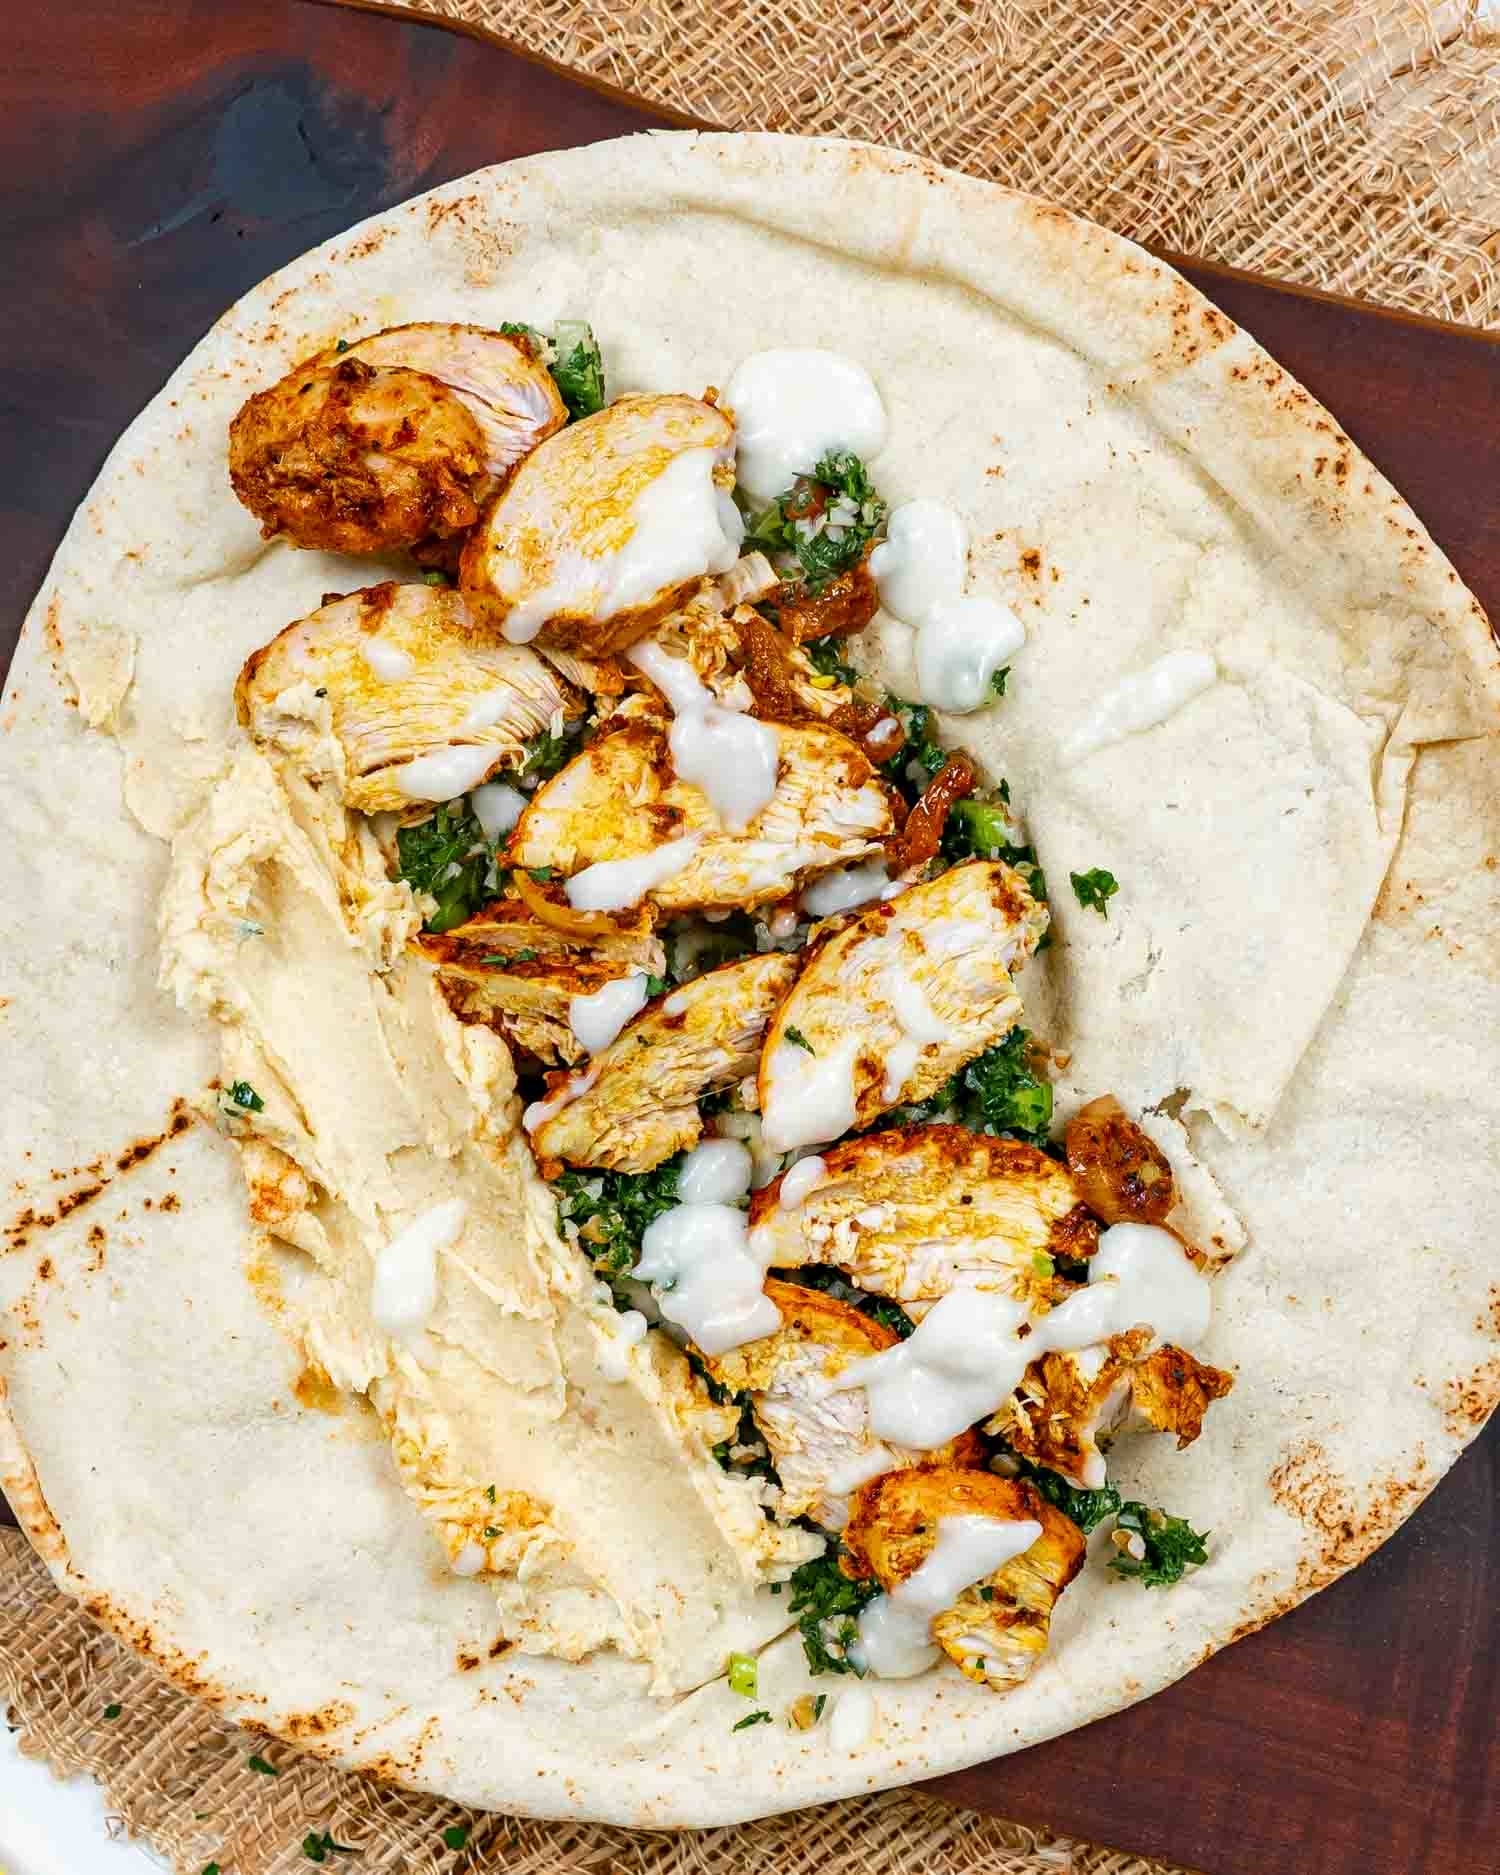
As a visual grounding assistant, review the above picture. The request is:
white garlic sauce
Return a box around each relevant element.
[391,744,499,802]
[1061,650,1218,764]
[450,1540,487,1577]
[564,834,702,912]
[676,1137,754,1206]
[870,499,968,622]
[502,445,742,644]
[370,1198,467,1339]
[777,1153,828,1210]
[724,350,888,503]
[761,1033,863,1155]
[633,1202,780,1356]
[913,595,1027,715]
[471,780,527,840]
[597,1307,650,1383]
[838,1224,1213,1449]
[827,1682,878,1752]
[521,1063,599,1135]
[568,971,652,1054]
[362,639,416,682]
[801,859,892,918]
[852,1515,1043,1680]
[627,639,780,831]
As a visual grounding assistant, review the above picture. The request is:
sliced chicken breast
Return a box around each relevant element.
[757,862,1049,1152]
[750,1125,1097,1305]
[842,1469,1086,1691]
[508,719,894,915]
[527,951,801,1172]
[236,583,579,814]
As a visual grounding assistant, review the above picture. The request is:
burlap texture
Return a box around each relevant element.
[398,0,1500,327]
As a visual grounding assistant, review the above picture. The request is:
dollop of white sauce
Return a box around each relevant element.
[370,1198,467,1339]
[1061,650,1218,764]
[838,1223,1213,1449]
[503,446,742,644]
[450,1540,487,1577]
[879,972,953,1102]
[568,971,653,1054]
[676,1137,754,1206]
[777,1154,828,1211]
[471,780,527,840]
[725,350,888,503]
[633,1202,780,1356]
[628,639,779,832]
[761,1033,862,1155]
[362,639,416,682]
[827,1682,878,1752]
[714,1109,783,1189]
[914,595,1027,715]
[391,744,499,802]
[564,835,702,912]
[853,1515,1042,1680]
[801,859,892,919]
[870,500,968,623]
[521,1063,599,1135]
[597,1307,650,1383]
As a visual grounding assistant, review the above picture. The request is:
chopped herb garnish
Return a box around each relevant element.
[960,1029,1053,1146]
[1070,867,1119,917]
[485,1483,496,1504]
[301,1832,356,1863]
[744,451,887,592]
[1032,1250,1054,1277]
[1017,1460,1124,1534]
[482,1525,500,1539]
[812,1693,828,1722]
[783,1026,815,1055]
[942,794,1022,863]
[550,321,606,420]
[334,337,349,354]
[977,1584,996,1602]
[776,1265,914,1340]
[224,1081,264,1114]
[103,1702,122,1719]
[395,799,491,934]
[1108,1501,1209,1586]
[422,568,449,587]
[732,1709,772,1732]
[804,638,862,688]
[727,1651,759,1698]
[555,1159,681,1275]
[247,1753,280,1776]
[519,720,584,782]
[442,1822,471,1850]
[643,974,669,997]
[528,866,555,884]
[787,1548,878,1676]
[990,665,1010,698]
[202,1865,221,1875]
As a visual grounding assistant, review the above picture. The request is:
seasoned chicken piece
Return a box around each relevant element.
[461,394,744,655]
[990,1332,1233,1490]
[842,1469,1086,1690]
[419,896,664,1066]
[758,862,1050,1153]
[701,1280,982,1530]
[228,324,565,554]
[508,720,894,915]
[527,952,801,1172]
[1065,1093,1176,1225]
[750,1125,1097,1306]
[236,583,580,814]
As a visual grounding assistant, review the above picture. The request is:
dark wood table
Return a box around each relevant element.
[1,4,1495,1871]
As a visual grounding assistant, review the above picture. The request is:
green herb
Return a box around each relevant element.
[1070,867,1119,917]
[1032,1251,1054,1277]
[787,1548,878,1676]
[727,1652,759,1698]
[943,796,1017,861]
[485,1484,496,1503]
[442,1823,471,1850]
[743,451,887,592]
[247,1753,279,1776]
[1108,1501,1210,1586]
[977,1585,995,1602]
[775,1265,915,1341]
[885,700,947,787]
[643,974,668,997]
[103,1703,122,1719]
[422,568,449,587]
[710,1391,780,1484]
[732,1709,772,1732]
[224,1081,264,1114]
[555,1159,682,1274]
[550,321,606,420]
[479,948,539,966]
[528,866,555,884]
[301,1832,356,1863]
[804,638,862,688]
[334,338,349,354]
[812,1693,828,1722]
[202,1865,221,1875]
[990,665,1010,698]
[519,720,584,782]
[960,1029,1053,1146]
[395,800,491,934]
[483,1525,500,1539]
[1019,1460,1123,1534]
[783,1026,815,1055]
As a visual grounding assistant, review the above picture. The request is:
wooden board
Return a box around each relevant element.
[0,3,1494,1870]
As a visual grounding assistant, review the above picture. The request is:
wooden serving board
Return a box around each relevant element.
[0,4,1494,1871]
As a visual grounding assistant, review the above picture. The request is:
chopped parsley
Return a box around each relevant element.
[223,1081,263,1114]
[776,1265,914,1341]
[643,973,669,997]
[501,319,606,421]
[943,795,1019,862]
[960,1029,1054,1145]
[787,1548,878,1676]
[555,1159,681,1274]
[990,666,1010,698]
[396,799,492,934]
[1109,1501,1210,1587]
[202,1866,221,1875]
[1019,1461,1123,1534]
[103,1702,122,1719]
[247,1753,279,1776]
[744,451,887,592]
[301,1832,356,1863]
[442,1823,471,1851]
[783,1026,815,1054]
[732,1709,772,1732]
[1070,867,1119,917]
[422,568,450,587]
[333,338,349,354]
[812,1693,828,1722]
[804,638,861,687]
[485,1484,496,1503]
[480,948,537,965]
[519,719,585,782]
[977,1584,996,1602]
[710,1391,780,1483]
[727,1651,759,1698]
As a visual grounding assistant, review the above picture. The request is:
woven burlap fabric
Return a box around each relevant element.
[394,0,1500,327]
[1,1529,1181,1875]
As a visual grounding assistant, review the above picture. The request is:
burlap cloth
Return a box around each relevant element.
[6,2,1498,1870]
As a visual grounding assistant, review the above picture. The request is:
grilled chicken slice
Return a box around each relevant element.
[527,952,801,1172]
[842,1469,1086,1690]
[990,1332,1233,1490]
[750,1126,1097,1306]
[508,719,894,915]
[228,324,565,554]
[236,583,579,814]
[460,394,743,655]
[419,897,665,1066]
[1064,1093,1176,1225]
[701,1280,981,1530]
[757,862,1049,1153]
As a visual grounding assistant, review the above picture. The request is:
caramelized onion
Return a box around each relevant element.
[885,753,975,872]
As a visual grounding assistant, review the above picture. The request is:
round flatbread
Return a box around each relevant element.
[1,132,1496,1825]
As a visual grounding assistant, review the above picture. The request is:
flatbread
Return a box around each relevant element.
[1,132,1496,1826]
